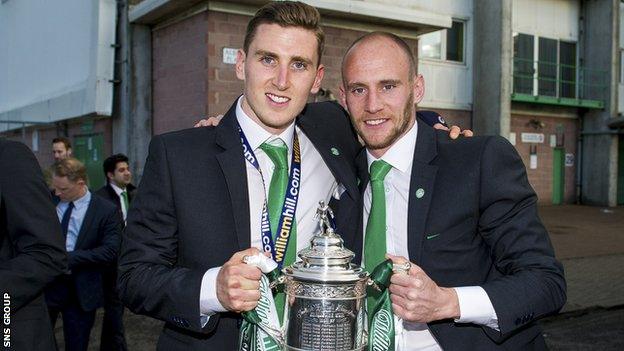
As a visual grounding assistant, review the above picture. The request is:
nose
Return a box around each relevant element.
[365,91,383,114]
[273,64,290,90]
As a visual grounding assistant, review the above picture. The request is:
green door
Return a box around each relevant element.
[552,147,565,205]
[618,135,624,205]
[73,134,105,190]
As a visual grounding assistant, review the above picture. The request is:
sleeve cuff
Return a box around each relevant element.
[200,266,227,325]
[453,286,499,331]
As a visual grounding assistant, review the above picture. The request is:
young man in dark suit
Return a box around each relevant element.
[0,139,67,351]
[95,154,134,351]
[339,32,566,350]
[47,158,121,351]
[118,2,363,350]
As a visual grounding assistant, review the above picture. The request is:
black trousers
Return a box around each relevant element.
[48,301,96,351]
[100,269,127,351]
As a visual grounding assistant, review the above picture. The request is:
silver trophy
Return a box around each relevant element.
[280,201,369,351]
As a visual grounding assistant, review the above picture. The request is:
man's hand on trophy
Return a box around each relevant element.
[386,254,460,323]
[216,247,263,313]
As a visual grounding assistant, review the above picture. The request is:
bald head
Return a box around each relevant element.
[341,32,416,84]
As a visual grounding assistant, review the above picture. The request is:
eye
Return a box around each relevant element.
[382,84,396,91]
[260,56,276,65]
[351,87,365,95]
[292,61,307,70]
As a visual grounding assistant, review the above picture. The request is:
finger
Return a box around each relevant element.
[230,247,262,263]
[389,283,410,298]
[194,119,210,127]
[432,123,450,131]
[390,273,413,287]
[385,254,409,264]
[234,264,262,281]
[239,300,260,312]
[462,129,474,137]
[449,126,461,139]
[391,303,408,319]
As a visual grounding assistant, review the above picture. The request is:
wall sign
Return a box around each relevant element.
[521,133,545,143]
[223,47,237,65]
[565,153,574,167]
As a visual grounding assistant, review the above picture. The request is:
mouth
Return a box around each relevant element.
[266,93,290,105]
[364,118,389,127]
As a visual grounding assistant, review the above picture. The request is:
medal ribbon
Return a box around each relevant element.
[238,125,301,268]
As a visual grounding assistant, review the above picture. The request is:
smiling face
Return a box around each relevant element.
[236,23,325,134]
[340,35,424,158]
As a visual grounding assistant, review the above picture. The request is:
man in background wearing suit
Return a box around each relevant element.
[339,32,566,350]
[95,154,134,351]
[46,158,121,351]
[0,138,67,351]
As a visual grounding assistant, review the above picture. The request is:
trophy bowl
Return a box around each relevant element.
[281,202,369,351]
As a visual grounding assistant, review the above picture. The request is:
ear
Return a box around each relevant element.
[309,64,325,94]
[106,172,114,181]
[338,85,348,112]
[235,49,246,80]
[414,74,425,105]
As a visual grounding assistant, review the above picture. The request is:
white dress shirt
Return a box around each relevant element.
[109,182,128,221]
[199,97,338,320]
[362,121,499,351]
[56,190,91,252]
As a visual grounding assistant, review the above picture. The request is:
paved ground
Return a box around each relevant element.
[53,205,624,350]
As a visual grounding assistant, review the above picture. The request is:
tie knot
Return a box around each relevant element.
[369,160,392,182]
[68,201,75,210]
[260,140,288,169]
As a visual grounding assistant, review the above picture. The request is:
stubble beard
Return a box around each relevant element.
[357,92,415,151]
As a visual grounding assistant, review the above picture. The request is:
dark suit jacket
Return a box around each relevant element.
[46,193,121,311]
[118,101,362,350]
[0,139,67,351]
[353,123,566,350]
[96,183,136,227]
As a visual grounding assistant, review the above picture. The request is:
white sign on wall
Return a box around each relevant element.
[223,48,238,65]
[521,133,545,144]
[530,154,538,169]
[565,153,575,167]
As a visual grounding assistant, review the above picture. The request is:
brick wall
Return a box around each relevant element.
[511,114,579,204]
[152,11,208,135]
[205,11,445,122]
[1,117,113,170]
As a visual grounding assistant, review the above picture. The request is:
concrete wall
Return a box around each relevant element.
[579,0,619,206]
[418,0,473,112]
[472,0,512,136]
[512,0,579,40]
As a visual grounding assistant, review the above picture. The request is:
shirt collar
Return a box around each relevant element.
[110,182,125,196]
[366,120,418,174]
[236,96,295,151]
[62,189,91,209]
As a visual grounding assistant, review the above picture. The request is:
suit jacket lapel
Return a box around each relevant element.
[75,195,96,249]
[297,115,359,201]
[407,123,438,265]
[215,102,251,250]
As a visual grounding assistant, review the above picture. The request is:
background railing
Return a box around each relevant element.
[512,57,608,108]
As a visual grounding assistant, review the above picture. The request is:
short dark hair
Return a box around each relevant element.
[52,136,72,150]
[103,154,129,179]
[342,31,417,80]
[244,1,325,65]
[52,158,87,183]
